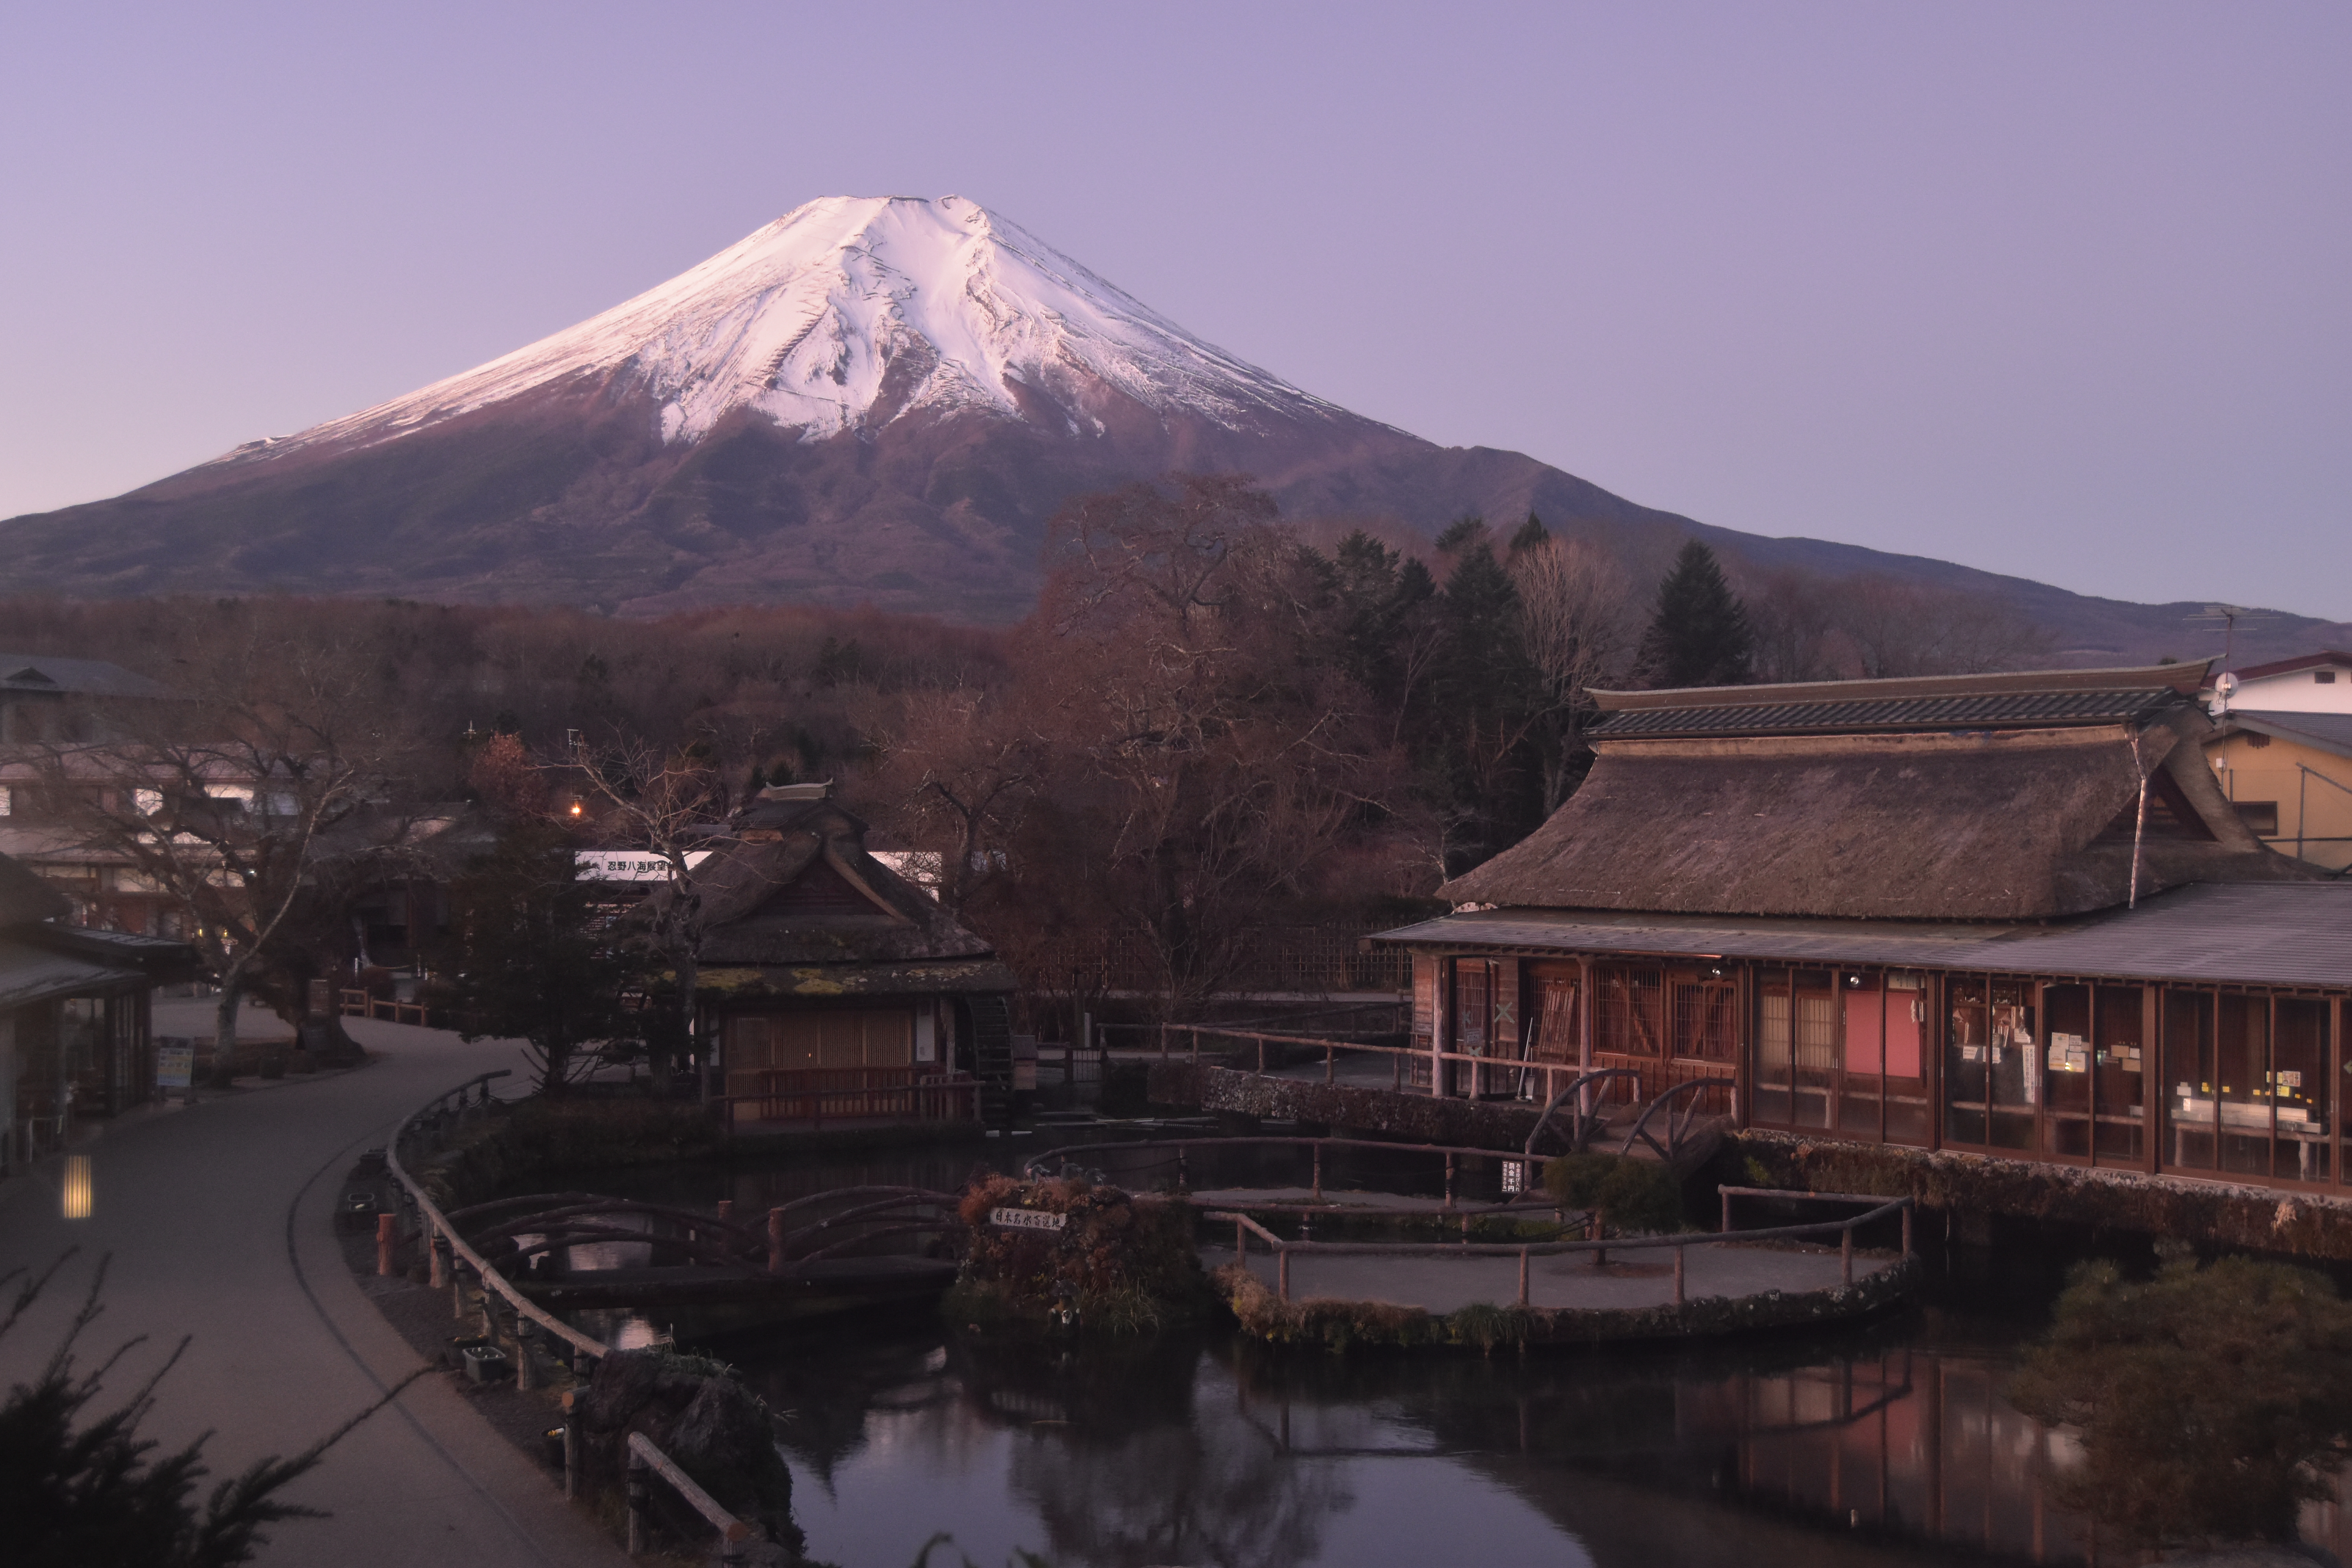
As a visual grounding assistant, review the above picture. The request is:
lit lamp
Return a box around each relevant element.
[61,1154,93,1220]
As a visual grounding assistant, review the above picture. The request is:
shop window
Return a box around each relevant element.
[1595,967,1664,1058]
[1946,982,1991,1147]
[1527,965,1581,1066]
[2216,994,2272,1177]
[1668,974,1738,1061]
[2092,986,2146,1165]
[2042,986,2094,1159]
[2164,989,2217,1171]
[2277,998,2330,1183]
[1757,969,1793,1127]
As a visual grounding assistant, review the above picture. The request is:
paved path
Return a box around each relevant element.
[1204,1238,1894,1314]
[0,1016,628,1568]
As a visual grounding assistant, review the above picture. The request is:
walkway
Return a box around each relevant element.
[0,1016,628,1568]
[1203,1239,1896,1315]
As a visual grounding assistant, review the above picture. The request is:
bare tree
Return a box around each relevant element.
[564,733,729,1092]
[39,633,402,1074]
[862,685,1042,912]
[1509,536,1632,814]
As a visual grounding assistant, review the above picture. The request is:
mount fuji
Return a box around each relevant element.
[5,195,2341,659]
[0,195,1751,616]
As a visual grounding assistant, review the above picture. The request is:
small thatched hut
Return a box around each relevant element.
[680,784,1013,1131]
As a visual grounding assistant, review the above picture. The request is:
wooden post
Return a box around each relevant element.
[452,1266,469,1321]
[626,1455,649,1555]
[1391,1050,1402,1093]
[515,1325,537,1392]
[428,1229,448,1289]
[1443,1153,1455,1209]
[1721,1188,1732,1233]
[1312,1144,1323,1203]
[1236,1217,1247,1259]
[376,1212,397,1276]
[1674,1244,1686,1306]
[766,1207,787,1275]
[1588,1212,1605,1268]
[1841,1225,1854,1287]
[1277,1246,1290,1302]
[1517,1247,1530,1307]
[1902,1203,1913,1258]
[562,1392,581,1500]
[1325,1040,1334,1085]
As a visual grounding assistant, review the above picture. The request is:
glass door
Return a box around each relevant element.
[2042,984,2093,1159]
[1946,979,1991,1147]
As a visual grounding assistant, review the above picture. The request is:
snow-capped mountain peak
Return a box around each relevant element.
[245,195,1341,461]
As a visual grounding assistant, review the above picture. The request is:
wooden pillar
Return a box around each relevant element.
[1577,956,1596,1123]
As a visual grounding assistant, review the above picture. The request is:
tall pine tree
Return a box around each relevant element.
[1639,541,1754,688]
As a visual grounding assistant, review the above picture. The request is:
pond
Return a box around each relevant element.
[546,1139,2352,1567]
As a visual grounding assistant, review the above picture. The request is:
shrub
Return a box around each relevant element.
[2009,1244,2352,1549]
[1543,1152,1685,1235]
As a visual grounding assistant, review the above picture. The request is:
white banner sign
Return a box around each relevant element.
[577,850,712,882]
[989,1207,1067,1233]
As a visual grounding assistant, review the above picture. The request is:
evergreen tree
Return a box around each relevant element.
[437,820,644,1096]
[1507,512,1550,554]
[1638,541,1754,688]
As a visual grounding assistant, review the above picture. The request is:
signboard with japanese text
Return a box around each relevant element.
[989,1207,1067,1233]
[576,850,713,882]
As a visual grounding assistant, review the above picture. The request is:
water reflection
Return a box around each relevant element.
[727,1313,2352,1568]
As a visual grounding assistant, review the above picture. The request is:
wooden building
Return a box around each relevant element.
[0,851,197,1174]
[677,784,1014,1130]
[1377,663,2352,1194]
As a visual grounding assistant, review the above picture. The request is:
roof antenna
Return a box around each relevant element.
[2187,604,2275,677]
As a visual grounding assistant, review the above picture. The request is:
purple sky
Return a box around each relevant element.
[3,3,2345,617]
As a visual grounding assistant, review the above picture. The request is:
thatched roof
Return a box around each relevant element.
[1443,707,2318,922]
[669,790,1005,977]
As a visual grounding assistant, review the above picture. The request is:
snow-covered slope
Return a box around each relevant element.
[220,196,1349,466]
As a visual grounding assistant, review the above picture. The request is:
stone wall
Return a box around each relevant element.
[1730,1131,2352,1262]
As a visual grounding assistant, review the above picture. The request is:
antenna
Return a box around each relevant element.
[2185,604,2276,673]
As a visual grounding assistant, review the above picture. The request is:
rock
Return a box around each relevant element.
[573,1349,803,1557]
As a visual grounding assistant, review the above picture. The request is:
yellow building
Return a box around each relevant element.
[2206,650,2352,873]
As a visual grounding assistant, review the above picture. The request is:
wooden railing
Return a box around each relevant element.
[1160,1023,1742,1126]
[720,1067,980,1130]
[339,987,438,1026]
[1210,1188,1915,1305]
[627,1431,755,1562]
